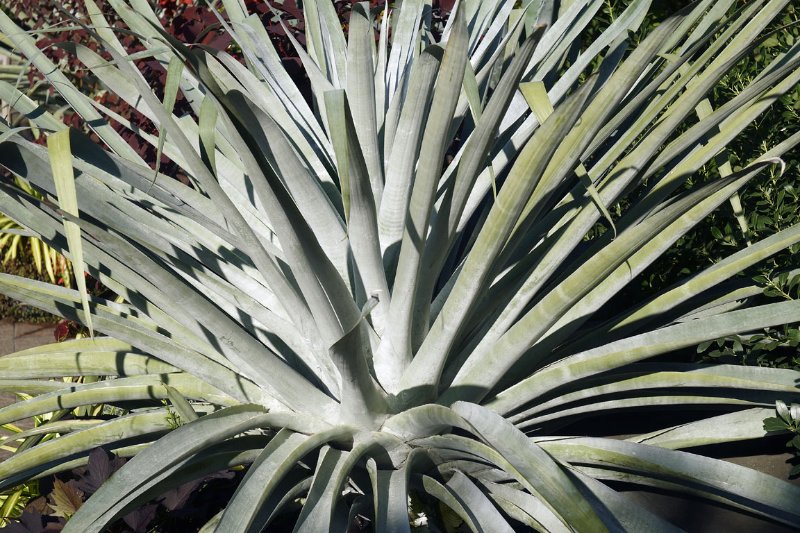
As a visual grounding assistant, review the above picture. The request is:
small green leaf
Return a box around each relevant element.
[777,400,791,423]
[763,417,790,432]
[761,35,781,48]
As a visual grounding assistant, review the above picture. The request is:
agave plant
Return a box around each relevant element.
[1,0,800,530]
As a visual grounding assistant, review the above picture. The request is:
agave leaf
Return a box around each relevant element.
[0,380,81,395]
[291,446,350,533]
[83,0,131,57]
[377,5,469,391]
[588,0,774,179]
[413,29,542,344]
[324,90,390,329]
[527,160,787,359]
[460,11,692,358]
[91,20,319,347]
[631,57,800,225]
[0,419,110,444]
[346,3,383,206]
[228,15,337,178]
[446,158,783,402]
[216,91,360,348]
[404,78,593,400]
[62,39,161,148]
[216,426,352,532]
[524,0,600,80]
[301,0,346,89]
[507,367,800,426]
[533,1,606,82]
[451,402,605,530]
[373,1,389,126]
[601,221,800,341]
[6,190,335,411]
[0,375,232,427]
[384,0,426,117]
[672,278,780,320]
[47,129,93,337]
[444,470,515,533]
[156,57,183,181]
[225,80,350,285]
[541,437,800,526]
[532,13,780,268]
[63,406,321,533]
[0,137,310,368]
[0,338,176,378]
[480,480,571,533]
[273,479,322,525]
[627,408,776,450]
[469,0,522,71]
[366,450,432,533]
[490,300,800,415]
[462,59,483,122]
[1,191,253,356]
[0,136,246,270]
[520,396,766,430]
[566,470,684,533]
[0,410,173,492]
[327,300,388,425]
[163,385,200,424]
[549,0,651,98]
[421,475,484,532]
[483,0,644,223]
[0,273,271,406]
[106,437,270,525]
[0,126,32,146]
[382,404,463,441]
[378,46,441,257]
[697,98,750,242]
[122,0,206,115]
[298,432,410,533]
[1,130,231,236]
[0,81,63,132]
[675,0,737,55]
[590,0,785,188]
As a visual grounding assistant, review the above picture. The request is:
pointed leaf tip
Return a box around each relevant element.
[47,129,94,338]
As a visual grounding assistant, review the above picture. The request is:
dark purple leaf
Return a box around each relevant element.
[122,504,157,533]
[160,470,235,511]
[74,448,126,495]
[0,511,45,533]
